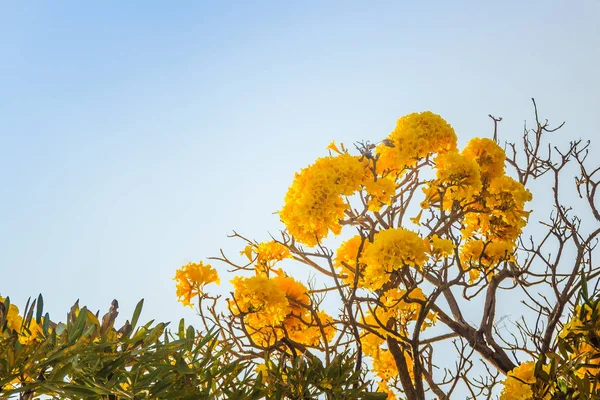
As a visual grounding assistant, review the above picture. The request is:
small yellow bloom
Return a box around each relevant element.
[174,261,220,307]
[334,235,369,286]
[242,241,291,276]
[363,176,396,212]
[426,234,455,259]
[327,141,343,154]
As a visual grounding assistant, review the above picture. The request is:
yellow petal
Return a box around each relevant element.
[327,141,342,154]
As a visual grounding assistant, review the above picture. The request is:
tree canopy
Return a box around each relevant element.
[3,102,600,399]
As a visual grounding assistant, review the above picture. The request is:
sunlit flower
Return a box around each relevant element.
[362,228,427,291]
[280,153,367,246]
[363,176,397,212]
[376,111,457,173]
[174,261,220,307]
[242,241,291,276]
[500,361,536,400]
[425,234,455,259]
[335,235,370,286]
[462,137,506,181]
[460,239,515,283]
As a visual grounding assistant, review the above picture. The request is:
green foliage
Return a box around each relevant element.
[0,295,379,399]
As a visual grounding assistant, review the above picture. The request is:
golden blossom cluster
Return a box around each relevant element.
[229,272,334,348]
[242,240,291,276]
[500,361,537,400]
[279,153,366,247]
[177,110,538,399]
[360,228,428,291]
[375,111,458,173]
[173,261,220,307]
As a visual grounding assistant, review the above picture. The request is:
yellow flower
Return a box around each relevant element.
[19,318,44,345]
[230,275,290,328]
[370,346,414,385]
[272,274,309,317]
[243,241,291,276]
[426,235,455,259]
[571,342,600,378]
[280,153,367,246]
[0,296,23,334]
[327,141,343,154]
[500,361,536,400]
[376,381,398,400]
[463,175,532,241]
[460,239,515,283]
[174,261,220,307]
[363,176,397,212]
[0,296,44,344]
[373,349,400,381]
[230,274,325,348]
[361,329,385,358]
[376,111,457,173]
[334,235,370,286]
[462,137,506,181]
[430,151,482,209]
[361,228,427,291]
[285,310,335,346]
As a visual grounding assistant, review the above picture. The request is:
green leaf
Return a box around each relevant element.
[581,270,589,302]
[36,293,44,324]
[68,306,89,344]
[186,325,195,342]
[178,318,185,340]
[143,322,166,347]
[131,298,144,331]
[43,312,50,336]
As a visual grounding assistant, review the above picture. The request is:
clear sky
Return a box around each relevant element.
[1,0,599,363]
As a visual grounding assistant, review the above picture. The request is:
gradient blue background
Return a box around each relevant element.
[1,0,598,378]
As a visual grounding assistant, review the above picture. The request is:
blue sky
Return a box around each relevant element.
[1,0,599,346]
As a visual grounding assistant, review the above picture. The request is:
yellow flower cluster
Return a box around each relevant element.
[285,310,336,347]
[425,234,455,259]
[500,361,536,400]
[363,176,397,212]
[230,273,334,347]
[334,235,370,286]
[0,296,43,344]
[424,151,482,209]
[460,239,515,283]
[280,153,366,246]
[230,275,291,328]
[459,177,531,281]
[461,138,506,182]
[362,332,413,400]
[376,111,457,173]
[242,240,291,276]
[463,175,532,242]
[359,287,435,398]
[173,261,220,307]
[415,136,531,282]
[361,228,428,291]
